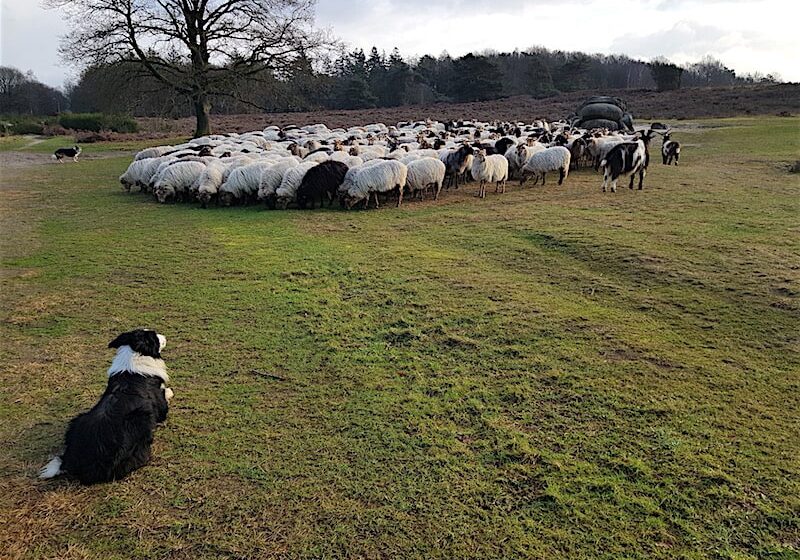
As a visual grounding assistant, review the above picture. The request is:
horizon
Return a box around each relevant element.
[1,0,797,89]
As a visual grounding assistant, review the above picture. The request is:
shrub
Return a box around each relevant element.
[0,115,57,136]
[58,113,139,133]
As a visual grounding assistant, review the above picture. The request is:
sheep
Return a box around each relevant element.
[509,142,547,177]
[349,144,388,161]
[520,147,571,187]
[303,150,331,164]
[471,150,509,198]
[296,160,349,209]
[134,146,174,161]
[194,160,228,208]
[257,158,300,209]
[662,131,681,165]
[154,161,206,203]
[275,161,319,209]
[119,159,155,193]
[600,130,655,192]
[440,144,474,189]
[405,157,447,201]
[341,159,408,209]
[219,161,274,206]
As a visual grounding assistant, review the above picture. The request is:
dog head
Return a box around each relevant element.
[108,329,166,359]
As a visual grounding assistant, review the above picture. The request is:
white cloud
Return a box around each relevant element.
[0,0,796,88]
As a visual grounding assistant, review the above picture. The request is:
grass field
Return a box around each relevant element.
[1,117,798,559]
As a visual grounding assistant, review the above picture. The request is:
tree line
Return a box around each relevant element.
[4,48,778,122]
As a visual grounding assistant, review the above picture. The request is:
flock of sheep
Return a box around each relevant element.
[119,118,680,209]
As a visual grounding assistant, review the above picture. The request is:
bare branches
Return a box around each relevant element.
[46,0,331,135]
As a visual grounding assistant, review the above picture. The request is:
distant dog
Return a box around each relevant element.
[40,329,173,484]
[52,145,82,163]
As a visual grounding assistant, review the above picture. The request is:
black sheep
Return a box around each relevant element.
[495,137,515,156]
[296,160,349,209]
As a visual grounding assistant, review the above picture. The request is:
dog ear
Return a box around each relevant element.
[108,332,134,349]
[130,330,161,359]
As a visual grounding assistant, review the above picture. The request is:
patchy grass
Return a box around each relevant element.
[1,117,798,560]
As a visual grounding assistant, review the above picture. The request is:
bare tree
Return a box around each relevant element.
[46,0,328,136]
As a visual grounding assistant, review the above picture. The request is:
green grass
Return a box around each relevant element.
[1,117,799,559]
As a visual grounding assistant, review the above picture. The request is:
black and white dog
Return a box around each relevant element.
[52,145,82,163]
[39,329,174,484]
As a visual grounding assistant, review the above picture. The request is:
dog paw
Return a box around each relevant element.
[164,388,174,401]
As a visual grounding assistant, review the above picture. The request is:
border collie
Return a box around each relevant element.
[52,145,82,163]
[39,329,174,484]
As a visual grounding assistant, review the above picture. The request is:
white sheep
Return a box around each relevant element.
[275,161,319,209]
[194,160,229,207]
[342,159,407,209]
[406,157,447,201]
[257,158,301,207]
[134,146,174,161]
[520,146,571,186]
[219,161,274,206]
[154,161,206,203]
[471,150,509,198]
[119,159,154,192]
[303,151,331,164]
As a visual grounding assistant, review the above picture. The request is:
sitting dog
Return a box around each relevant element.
[52,145,82,163]
[40,329,173,484]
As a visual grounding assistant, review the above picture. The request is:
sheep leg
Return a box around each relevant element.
[542,172,547,186]
[434,181,442,201]
[629,174,635,190]
[638,169,646,190]
[373,191,380,209]
[558,168,566,185]
[396,185,403,208]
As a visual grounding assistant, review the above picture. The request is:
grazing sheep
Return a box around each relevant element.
[471,150,509,198]
[520,147,571,186]
[194,160,228,208]
[154,161,206,203]
[275,161,319,209]
[406,157,447,201]
[257,158,300,209]
[219,161,274,206]
[342,159,408,209]
[119,159,155,193]
[662,132,681,165]
[296,160,349,209]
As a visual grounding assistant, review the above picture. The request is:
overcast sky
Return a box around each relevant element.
[1,0,797,88]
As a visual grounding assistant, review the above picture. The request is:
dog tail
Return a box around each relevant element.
[51,154,57,160]
[39,456,63,479]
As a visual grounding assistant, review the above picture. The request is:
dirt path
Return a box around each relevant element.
[0,150,125,172]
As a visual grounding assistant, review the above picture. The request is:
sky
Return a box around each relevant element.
[1,0,797,89]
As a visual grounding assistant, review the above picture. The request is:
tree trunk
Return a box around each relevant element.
[193,94,211,138]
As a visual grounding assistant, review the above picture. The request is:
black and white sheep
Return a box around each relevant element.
[600,130,655,192]
[661,132,681,165]
[440,144,474,189]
